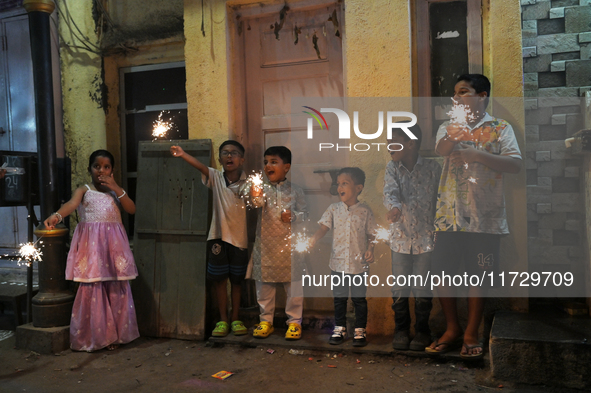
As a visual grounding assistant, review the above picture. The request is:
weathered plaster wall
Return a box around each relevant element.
[59,0,106,192]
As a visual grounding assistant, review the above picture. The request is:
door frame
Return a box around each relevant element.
[227,0,346,147]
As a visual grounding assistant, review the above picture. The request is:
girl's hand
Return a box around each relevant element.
[43,214,59,230]
[99,173,119,191]
[281,209,294,223]
[170,145,185,157]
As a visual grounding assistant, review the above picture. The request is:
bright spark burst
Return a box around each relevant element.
[152,111,173,139]
[447,99,476,127]
[293,232,311,253]
[468,177,477,184]
[18,241,43,266]
[464,162,469,170]
[248,172,264,188]
[373,225,390,243]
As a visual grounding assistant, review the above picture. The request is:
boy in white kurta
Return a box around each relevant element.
[310,167,377,347]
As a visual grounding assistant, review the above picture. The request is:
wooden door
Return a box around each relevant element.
[132,140,210,339]
[241,3,345,296]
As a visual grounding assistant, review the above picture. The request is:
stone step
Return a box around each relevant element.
[490,310,591,391]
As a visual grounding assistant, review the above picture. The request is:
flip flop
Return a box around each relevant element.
[460,343,484,360]
[425,337,462,354]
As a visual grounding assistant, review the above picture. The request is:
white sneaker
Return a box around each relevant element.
[329,326,347,345]
[353,328,367,347]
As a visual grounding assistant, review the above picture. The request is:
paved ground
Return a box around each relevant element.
[0,329,582,393]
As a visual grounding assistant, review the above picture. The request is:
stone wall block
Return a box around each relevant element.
[551,60,566,71]
[537,33,580,54]
[551,114,567,125]
[551,193,581,212]
[549,7,565,18]
[522,1,551,20]
[565,219,581,230]
[537,160,565,176]
[523,46,538,58]
[524,54,553,72]
[566,60,591,87]
[525,99,539,110]
[565,5,591,33]
[564,166,580,177]
[537,203,552,213]
[535,151,552,161]
[537,212,566,229]
[525,107,553,125]
[538,177,552,186]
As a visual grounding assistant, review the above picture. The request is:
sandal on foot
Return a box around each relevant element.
[106,344,119,351]
[425,337,462,355]
[231,320,247,336]
[212,321,230,337]
[460,343,484,360]
[285,323,302,340]
[253,321,274,338]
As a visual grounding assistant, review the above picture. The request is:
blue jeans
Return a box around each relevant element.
[390,252,433,334]
[331,271,368,329]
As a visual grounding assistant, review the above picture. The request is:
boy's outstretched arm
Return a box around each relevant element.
[309,224,329,249]
[170,145,209,177]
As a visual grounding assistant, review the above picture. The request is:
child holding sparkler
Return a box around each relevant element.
[384,124,441,351]
[427,74,521,359]
[43,150,139,352]
[170,141,249,338]
[310,167,377,347]
[243,146,308,340]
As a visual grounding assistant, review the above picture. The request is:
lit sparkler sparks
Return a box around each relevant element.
[373,225,390,243]
[464,162,469,170]
[17,241,43,266]
[248,172,264,188]
[152,111,173,139]
[468,177,477,184]
[447,99,476,126]
[293,232,311,253]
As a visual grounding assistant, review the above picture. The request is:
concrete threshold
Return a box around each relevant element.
[209,329,488,363]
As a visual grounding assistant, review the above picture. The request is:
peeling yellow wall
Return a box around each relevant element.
[59,0,106,191]
[182,0,525,335]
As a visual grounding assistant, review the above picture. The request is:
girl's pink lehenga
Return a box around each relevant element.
[66,186,139,351]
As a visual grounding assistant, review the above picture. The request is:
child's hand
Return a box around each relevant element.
[170,145,185,157]
[281,209,294,223]
[446,124,469,142]
[251,184,263,197]
[43,214,59,230]
[387,207,401,223]
[451,143,481,165]
[364,249,374,264]
[99,173,119,191]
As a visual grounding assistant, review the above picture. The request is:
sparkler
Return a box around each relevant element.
[373,225,390,243]
[17,241,43,266]
[293,232,312,253]
[468,177,477,184]
[447,99,476,126]
[152,111,173,140]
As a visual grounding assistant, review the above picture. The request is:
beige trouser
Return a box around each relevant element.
[255,281,303,325]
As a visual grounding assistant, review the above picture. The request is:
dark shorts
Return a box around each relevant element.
[206,239,249,284]
[432,231,500,287]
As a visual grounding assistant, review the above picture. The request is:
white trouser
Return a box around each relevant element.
[255,281,303,325]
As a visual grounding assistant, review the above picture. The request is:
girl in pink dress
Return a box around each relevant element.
[44,150,139,352]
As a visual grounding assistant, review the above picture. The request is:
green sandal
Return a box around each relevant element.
[231,320,247,336]
[212,321,229,337]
